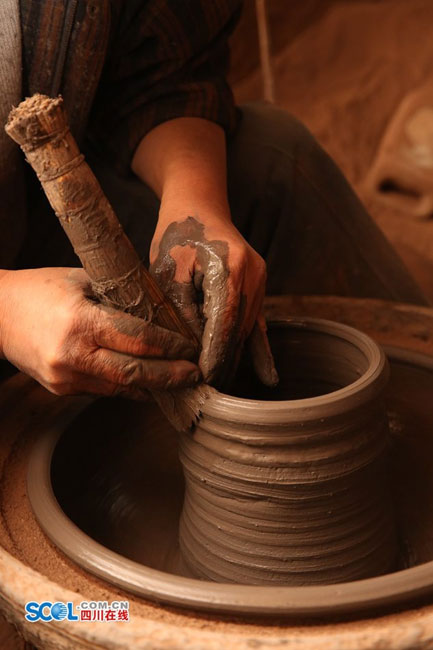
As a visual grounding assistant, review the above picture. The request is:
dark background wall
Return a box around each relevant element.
[229,0,433,301]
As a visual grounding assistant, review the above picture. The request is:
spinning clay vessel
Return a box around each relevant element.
[179,318,398,585]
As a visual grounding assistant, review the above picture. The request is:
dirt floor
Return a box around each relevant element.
[230,0,433,302]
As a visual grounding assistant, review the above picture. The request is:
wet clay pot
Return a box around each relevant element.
[179,318,398,585]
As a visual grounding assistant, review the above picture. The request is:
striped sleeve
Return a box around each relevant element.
[88,0,242,174]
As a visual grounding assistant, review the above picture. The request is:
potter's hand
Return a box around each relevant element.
[130,116,277,387]
[150,216,278,388]
[0,267,200,398]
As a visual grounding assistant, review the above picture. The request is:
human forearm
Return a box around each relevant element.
[131,117,231,223]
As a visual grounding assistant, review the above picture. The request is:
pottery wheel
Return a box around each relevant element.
[25,297,433,617]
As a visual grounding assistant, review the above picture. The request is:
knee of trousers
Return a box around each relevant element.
[239,102,317,153]
[227,102,323,203]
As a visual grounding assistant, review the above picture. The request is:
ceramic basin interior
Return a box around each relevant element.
[27,320,433,616]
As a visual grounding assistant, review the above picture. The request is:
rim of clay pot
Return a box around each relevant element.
[202,318,388,423]
[27,344,433,617]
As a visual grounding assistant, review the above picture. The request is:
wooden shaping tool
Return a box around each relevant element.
[6,94,213,431]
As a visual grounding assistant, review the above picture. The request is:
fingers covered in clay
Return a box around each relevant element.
[150,216,277,388]
[89,304,197,361]
[72,348,200,390]
[150,243,204,343]
[200,271,244,386]
[201,247,269,387]
[0,266,201,400]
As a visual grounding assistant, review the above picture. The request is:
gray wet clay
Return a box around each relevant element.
[179,318,398,585]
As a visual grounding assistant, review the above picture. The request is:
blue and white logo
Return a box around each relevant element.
[25,601,79,623]
[25,599,130,623]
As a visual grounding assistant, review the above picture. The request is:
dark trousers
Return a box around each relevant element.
[19,102,428,305]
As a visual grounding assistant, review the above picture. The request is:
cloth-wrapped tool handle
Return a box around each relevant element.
[6,94,212,432]
[5,94,199,348]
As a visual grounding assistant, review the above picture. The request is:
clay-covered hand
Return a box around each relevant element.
[149,216,278,388]
[0,267,200,398]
